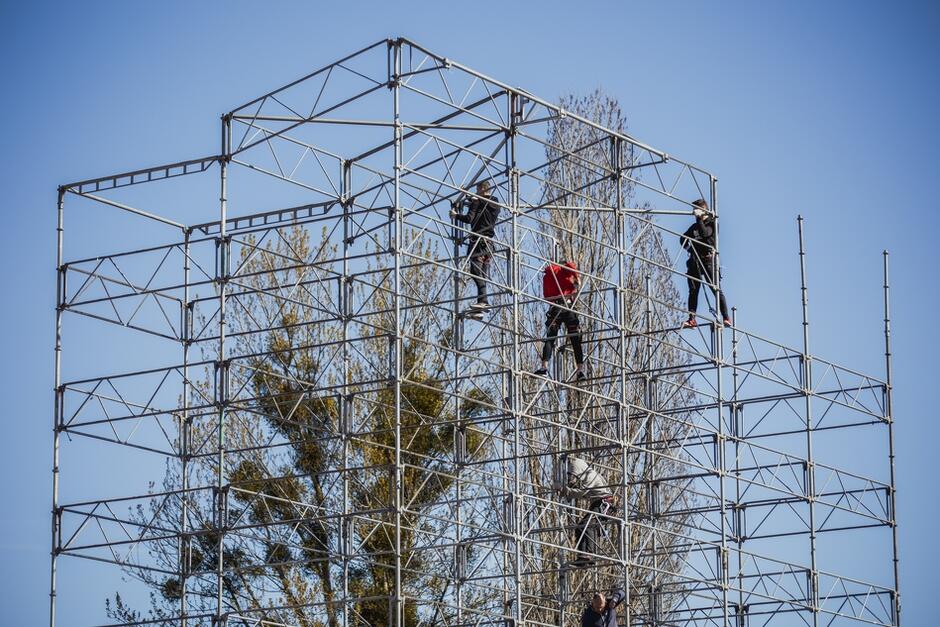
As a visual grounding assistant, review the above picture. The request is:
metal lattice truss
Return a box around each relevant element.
[51,37,900,627]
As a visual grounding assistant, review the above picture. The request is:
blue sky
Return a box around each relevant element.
[1,1,937,623]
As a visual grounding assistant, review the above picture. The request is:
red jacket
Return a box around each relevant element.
[543,262,579,300]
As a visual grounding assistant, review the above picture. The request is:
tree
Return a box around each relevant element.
[108,225,491,626]
[530,89,699,622]
[108,92,699,627]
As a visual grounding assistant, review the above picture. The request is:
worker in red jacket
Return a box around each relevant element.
[535,260,585,380]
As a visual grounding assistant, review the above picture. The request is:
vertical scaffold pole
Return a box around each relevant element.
[711,177,730,626]
[730,307,745,627]
[215,114,231,626]
[390,38,405,627]
[797,216,819,627]
[614,135,631,624]
[180,227,191,626]
[883,251,901,626]
[341,159,352,627]
[643,275,659,624]
[508,90,523,627]
[50,187,65,627]
[453,132,465,627]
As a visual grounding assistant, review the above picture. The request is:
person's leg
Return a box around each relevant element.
[574,512,590,555]
[687,258,702,315]
[715,287,730,321]
[464,240,479,303]
[707,260,730,321]
[574,507,597,565]
[683,258,703,328]
[469,253,488,304]
[538,305,561,373]
[479,255,491,303]
[562,309,585,378]
[583,498,605,558]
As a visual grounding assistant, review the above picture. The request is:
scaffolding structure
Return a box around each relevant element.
[50,37,901,626]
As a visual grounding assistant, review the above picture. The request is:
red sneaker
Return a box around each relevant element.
[682,317,697,329]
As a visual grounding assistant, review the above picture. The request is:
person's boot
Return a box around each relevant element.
[723,317,732,327]
[470,300,489,311]
[682,316,697,329]
[534,365,548,376]
[574,366,586,381]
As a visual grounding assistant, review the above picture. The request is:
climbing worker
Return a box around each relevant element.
[556,456,615,568]
[581,588,626,627]
[450,180,500,316]
[556,456,611,502]
[534,259,585,380]
[680,199,731,328]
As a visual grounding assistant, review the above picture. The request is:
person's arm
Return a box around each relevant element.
[680,223,696,252]
[567,261,581,287]
[607,588,625,608]
[450,198,472,223]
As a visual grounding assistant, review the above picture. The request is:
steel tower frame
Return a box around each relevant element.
[50,37,900,626]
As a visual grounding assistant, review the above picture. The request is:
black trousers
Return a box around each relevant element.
[542,302,584,365]
[467,239,491,303]
[575,498,611,556]
[687,256,729,320]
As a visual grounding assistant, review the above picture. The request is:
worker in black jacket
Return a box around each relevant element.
[680,199,731,328]
[581,588,625,627]
[450,180,500,313]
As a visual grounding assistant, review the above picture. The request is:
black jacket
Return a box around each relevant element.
[680,217,717,261]
[455,194,499,244]
[581,588,625,627]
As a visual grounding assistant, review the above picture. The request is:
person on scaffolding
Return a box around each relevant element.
[450,180,500,318]
[680,199,731,328]
[534,259,586,380]
[581,588,626,627]
[557,455,615,568]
